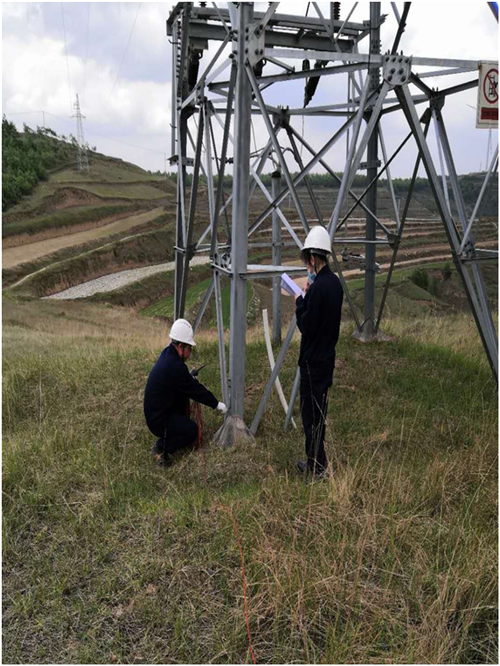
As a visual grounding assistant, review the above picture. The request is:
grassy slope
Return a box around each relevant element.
[2,299,497,664]
[60,183,168,200]
[141,278,254,328]
[2,152,174,240]
[2,203,146,239]
[49,155,164,184]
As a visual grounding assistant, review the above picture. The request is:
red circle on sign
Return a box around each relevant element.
[483,68,498,104]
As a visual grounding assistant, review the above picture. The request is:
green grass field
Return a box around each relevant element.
[141,278,252,328]
[50,158,166,184]
[62,182,169,200]
[2,297,497,664]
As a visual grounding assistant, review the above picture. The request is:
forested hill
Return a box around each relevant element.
[2,116,80,211]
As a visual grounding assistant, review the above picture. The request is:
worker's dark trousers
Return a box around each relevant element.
[148,413,198,454]
[299,366,333,473]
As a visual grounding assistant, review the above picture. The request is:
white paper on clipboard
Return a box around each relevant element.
[281,272,305,298]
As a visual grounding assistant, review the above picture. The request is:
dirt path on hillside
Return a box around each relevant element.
[2,208,164,269]
[45,238,497,301]
[44,256,211,300]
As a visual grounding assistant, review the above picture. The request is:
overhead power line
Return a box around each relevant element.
[82,2,91,111]
[42,110,166,155]
[106,2,142,108]
[6,108,167,157]
[60,2,72,115]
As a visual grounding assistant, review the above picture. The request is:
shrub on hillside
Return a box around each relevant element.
[428,275,438,296]
[410,267,430,291]
[410,267,439,296]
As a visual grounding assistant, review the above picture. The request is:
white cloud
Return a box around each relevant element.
[2,1,498,176]
[2,14,172,172]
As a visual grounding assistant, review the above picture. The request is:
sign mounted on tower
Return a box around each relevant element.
[476,61,498,128]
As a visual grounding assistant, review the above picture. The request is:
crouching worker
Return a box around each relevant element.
[144,318,227,466]
[295,226,343,477]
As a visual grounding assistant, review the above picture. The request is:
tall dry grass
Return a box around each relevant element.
[2,300,497,663]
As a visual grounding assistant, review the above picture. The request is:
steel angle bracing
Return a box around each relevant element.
[334,129,413,238]
[179,105,204,317]
[248,111,366,237]
[396,83,498,379]
[378,127,402,230]
[460,146,499,253]
[433,108,467,232]
[214,269,229,406]
[208,110,303,248]
[287,124,383,233]
[170,2,499,413]
[193,277,215,333]
[245,63,310,235]
[286,130,324,226]
[376,115,432,332]
[329,79,391,238]
[250,170,304,249]
[285,367,301,431]
[210,62,368,91]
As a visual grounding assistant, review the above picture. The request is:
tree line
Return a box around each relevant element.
[162,170,434,192]
[160,170,497,213]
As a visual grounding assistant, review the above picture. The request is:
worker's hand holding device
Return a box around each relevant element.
[217,402,228,414]
[190,364,206,378]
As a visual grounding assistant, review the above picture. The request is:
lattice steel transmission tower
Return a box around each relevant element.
[168,2,498,440]
[73,94,89,172]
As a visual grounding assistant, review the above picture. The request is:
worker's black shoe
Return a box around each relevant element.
[151,439,164,455]
[151,440,172,467]
[314,465,328,480]
[297,459,329,478]
[297,459,309,474]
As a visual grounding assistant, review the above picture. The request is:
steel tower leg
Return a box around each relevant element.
[272,169,282,345]
[174,110,188,320]
[355,2,383,341]
[229,3,253,418]
[397,84,498,381]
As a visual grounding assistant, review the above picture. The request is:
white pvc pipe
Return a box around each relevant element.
[262,309,297,429]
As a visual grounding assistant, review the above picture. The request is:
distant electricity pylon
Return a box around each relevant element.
[72,93,89,171]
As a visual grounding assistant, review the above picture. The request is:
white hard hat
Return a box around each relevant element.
[303,226,332,254]
[169,318,196,346]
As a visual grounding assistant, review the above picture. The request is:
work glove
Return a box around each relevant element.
[217,402,228,414]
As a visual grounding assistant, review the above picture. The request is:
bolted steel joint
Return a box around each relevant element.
[430,95,446,112]
[383,54,412,86]
[244,21,266,67]
[460,240,476,261]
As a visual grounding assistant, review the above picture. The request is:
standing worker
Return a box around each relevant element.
[144,319,227,466]
[295,226,343,477]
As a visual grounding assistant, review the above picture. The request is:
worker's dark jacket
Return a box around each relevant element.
[144,344,218,432]
[295,264,343,375]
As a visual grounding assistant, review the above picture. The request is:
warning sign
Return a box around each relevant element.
[477,61,498,128]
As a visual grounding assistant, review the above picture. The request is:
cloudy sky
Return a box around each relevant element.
[2,2,498,177]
